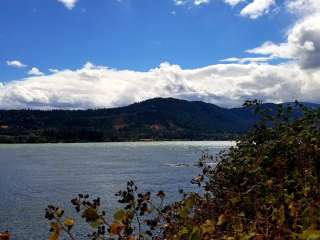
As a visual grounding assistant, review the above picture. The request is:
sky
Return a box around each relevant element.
[0,0,319,109]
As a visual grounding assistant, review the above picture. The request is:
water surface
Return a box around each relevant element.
[0,141,234,239]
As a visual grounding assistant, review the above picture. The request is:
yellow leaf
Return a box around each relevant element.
[64,217,75,228]
[113,209,127,224]
[266,179,273,188]
[229,196,241,206]
[55,208,64,218]
[217,214,226,226]
[288,202,297,217]
[300,228,320,240]
[240,232,256,240]
[200,219,215,235]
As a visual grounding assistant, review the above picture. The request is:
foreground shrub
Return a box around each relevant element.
[45,101,320,240]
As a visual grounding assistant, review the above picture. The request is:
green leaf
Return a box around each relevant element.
[189,227,200,240]
[185,195,196,209]
[177,227,189,238]
[300,229,320,240]
[90,220,100,229]
[229,196,241,206]
[179,206,189,219]
[240,232,256,240]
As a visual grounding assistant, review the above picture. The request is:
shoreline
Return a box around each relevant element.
[0,139,237,145]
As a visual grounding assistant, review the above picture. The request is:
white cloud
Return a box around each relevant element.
[215,0,320,107]
[174,0,187,5]
[245,0,320,68]
[194,0,210,5]
[28,67,44,76]
[247,41,292,58]
[247,14,320,69]
[173,0,210,6]
[83,62,95,69]
[240,0,275,19]
[1,0,318,110]
[57,0,78,10]
[0,61,319,109]
[49,68,60,73]
[175,0,275,18]
[224,0,244,7]
[220,56,274,63]
[286,0,320,15]
[6,60,27,68]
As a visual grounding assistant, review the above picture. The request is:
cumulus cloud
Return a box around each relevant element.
[240,0,275,19]
[1,1,318,110]
[28,67,44,76]
[0,62,319,109]
[57,0,78,10]
[286,0,320,15]
[225,1,320,65]
[247,9,320,69]
[6,60,27,68]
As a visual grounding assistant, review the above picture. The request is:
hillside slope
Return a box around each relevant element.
[0,98,317,143]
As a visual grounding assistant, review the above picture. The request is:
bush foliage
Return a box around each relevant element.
[45,101,320,240]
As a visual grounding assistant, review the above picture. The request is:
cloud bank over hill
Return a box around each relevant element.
[0,62,319,109]
[0,0,319,109]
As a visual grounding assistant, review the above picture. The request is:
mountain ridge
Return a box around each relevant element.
[0,98,318,143]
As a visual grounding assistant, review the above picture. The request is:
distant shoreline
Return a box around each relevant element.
[2,98,313,145]
[0,138,238,144]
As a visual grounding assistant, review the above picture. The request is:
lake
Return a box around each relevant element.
[0,141,234,239]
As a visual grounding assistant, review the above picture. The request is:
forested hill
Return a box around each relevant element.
[0,98,318,143]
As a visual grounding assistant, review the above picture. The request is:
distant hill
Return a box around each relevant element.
[0,98,318,143]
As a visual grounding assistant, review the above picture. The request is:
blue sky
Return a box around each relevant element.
[0,0,292,82]
[0,0,319,109]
